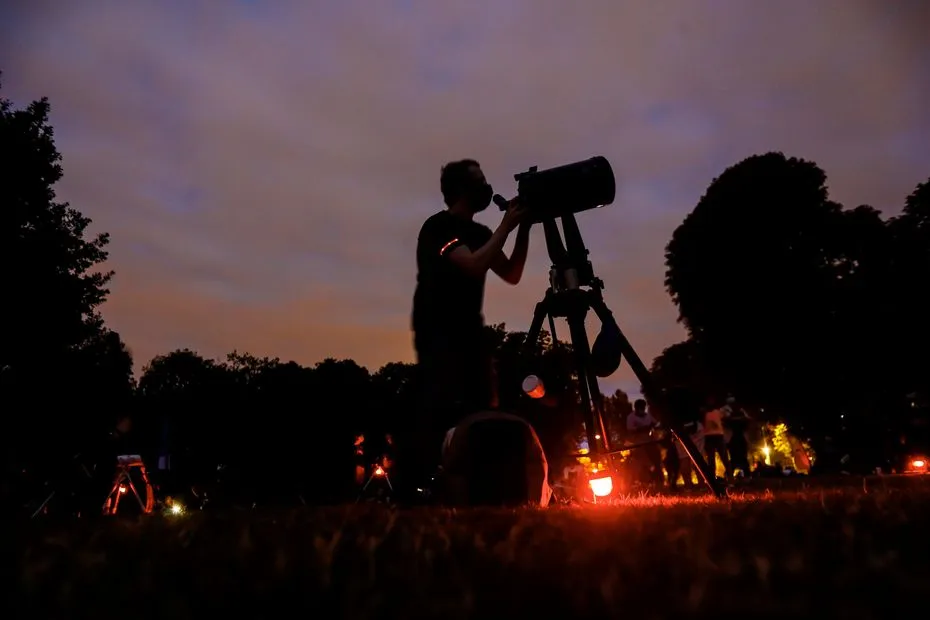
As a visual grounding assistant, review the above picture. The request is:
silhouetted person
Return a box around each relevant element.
[702,395,732,481]
[682,420,706,488]
[627,399,663,486]
[400,159,529,496]
[723,396,751,476]
[662,433,680,489]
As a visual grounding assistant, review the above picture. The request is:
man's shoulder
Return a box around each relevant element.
[419,210,492,241]
[420,210,451,231]
[472,220,493,238]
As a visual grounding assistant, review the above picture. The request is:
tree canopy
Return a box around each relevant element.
[1,77,134,464]
[658,151,929,440]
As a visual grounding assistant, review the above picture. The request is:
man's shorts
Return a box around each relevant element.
[414,327,496,432]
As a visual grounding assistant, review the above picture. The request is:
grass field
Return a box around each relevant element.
[13,476,930,619]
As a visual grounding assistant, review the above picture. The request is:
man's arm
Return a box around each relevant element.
[491,222,530,285]
[445,223,512,279]
[444,203,526,279]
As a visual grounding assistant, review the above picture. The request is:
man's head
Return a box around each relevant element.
[634,399,647,415]
[441,159,493,213]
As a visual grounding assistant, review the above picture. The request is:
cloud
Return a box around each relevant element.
[2,0,929,394]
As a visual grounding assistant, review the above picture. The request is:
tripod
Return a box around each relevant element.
[28,452,95,518]
[102,455,155,515]
[356,464,394,503]
[523,210,725,498]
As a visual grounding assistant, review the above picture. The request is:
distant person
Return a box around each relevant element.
[662,432,680,490]
[401,159,530,495]
[673,420,705,488]
[723,396,751,476]
[627,399,663,486]
[702,395,732,481]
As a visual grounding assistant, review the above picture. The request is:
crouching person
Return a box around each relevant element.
[439,411,552,508]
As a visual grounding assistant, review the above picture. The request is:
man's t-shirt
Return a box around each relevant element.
[412,210,493,340]
[676,422,705,458]
[703,408,725,436]
[627,411,657,433]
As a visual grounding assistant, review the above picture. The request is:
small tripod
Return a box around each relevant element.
[102,455,155,515]
[523,209,725,498]
[356,464,394,503]
[28,452,96,518]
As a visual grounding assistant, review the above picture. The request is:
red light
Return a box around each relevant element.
[522,375,546,399]
[589,476,613,497]
[374,465,385,477]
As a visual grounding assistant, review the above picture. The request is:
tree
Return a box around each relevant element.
[887,179,930,398]
[1,79,114,396]
[137,349,238,482]
[370,361,418,436]
[601,389,633,444]
[1,78,132,476]
[646,340,716,401]
[662,152,892,430]
[68,327,135,424]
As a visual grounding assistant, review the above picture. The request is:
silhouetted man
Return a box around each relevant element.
[723,396,751,476]
[702,395,732,481]
[627,399,663,486]
[404,159,529,493]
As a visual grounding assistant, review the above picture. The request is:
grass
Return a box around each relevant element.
[12,476,930,619]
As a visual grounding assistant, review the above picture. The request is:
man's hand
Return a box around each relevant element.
[490,198,532,285]
[447,199,529,280]
[501,199,528,232]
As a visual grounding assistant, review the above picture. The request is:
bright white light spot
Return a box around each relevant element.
[589,476,613,497]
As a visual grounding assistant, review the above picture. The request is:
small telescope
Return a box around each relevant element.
[496,156,616,224]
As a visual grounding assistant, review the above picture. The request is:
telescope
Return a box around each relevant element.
[498,155,725,501]
[497,156,616,224]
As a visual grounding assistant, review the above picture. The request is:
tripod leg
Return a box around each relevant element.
[138,465,155,513]
[356,476,374,503]
[564,312,610,457]
[524,298,551,350]
[128,479,147,511]
[587,293,725,498]
[113,485,123,513]
[32,491,55,519]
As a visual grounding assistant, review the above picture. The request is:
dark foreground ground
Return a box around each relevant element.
[12,476,930,619]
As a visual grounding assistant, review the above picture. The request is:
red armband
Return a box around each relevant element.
[439,238,462,256]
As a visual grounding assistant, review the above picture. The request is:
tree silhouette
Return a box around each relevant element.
[137,350,237,481]
[887,179,930,400]
[646,340,716,401]
[601,389,633,444]
[1,83,113,382]
[662,152,892,430]
[1,77,132,474]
